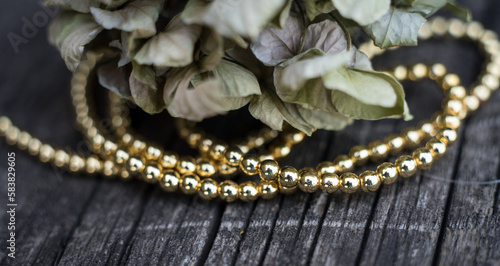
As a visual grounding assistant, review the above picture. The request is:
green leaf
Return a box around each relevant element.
[48,12,103,71]
[43,0,127,12]
[444,2,471,21]
[90,0,165,38]
[181,0,288,40]
[405,0,446,17]
[97,60,131,98]
[297,108,352,131]
[270,0,292,28]
[362,7,426,48]
[134,15,202,67]
[129,62,164,113]
[332,0,391,26]
[209,60,262,98]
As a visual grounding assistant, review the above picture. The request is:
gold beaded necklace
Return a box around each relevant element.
[1,17,498,202]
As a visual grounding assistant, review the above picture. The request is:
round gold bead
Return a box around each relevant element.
[393,65,408,80]
[466,21,485,40]
[224,146,244,166]
[472,84,491,102]
[269,140,291,158]
[417,121,437,139]
[259,159,279,181]
[102,160,118,177]
[119,168,132,180]
[28,138,42,156]
[384,134,405,155]
[259,181,279,199]
[69,154,86,173]
[402,128,422,150]
[176,156,197,175]
[102,140,118,158]
[179,174,200,195]
[486,62,500,78]
[395,155,418,178]
[443,98,466,117]
[430,63,447,80]
[418,21,433,40]
[482,74,499,91]
[431,17,448,36]
[316,161,336,175]
[333,154,354,173]
[435,128,458,146]
[130,139,147,155]
[239,181,260,202]
[198,137,214,155]
[16,131,31,150]
[0,116,11,136]
[283,130,305,144]
[5,126,20,145]
[298,168,320,193]
[141,162,162,183]
[145,146,162,161]
[376,162,399,185]
[425,138,447,159]
[218,163,239,177]
[410,63,427,80]
[448,18,466,38]
[198,178,219,200]
[126,156,145,174]
[448,86,467,100]
[54,150,70,168]
[279,183,298,194]
[412,148,434,170]
[340,173,360,194]
[360,170,382,192]
[196,159,216,178]
[186,130,203,148]
[120,133,134,146]
[320,173,340,193]
[368,140,389,162]
[240,154,260,175]
[159,170,180,192]
[442,73,461,90]
[463,95,480,112]
[39,144,55,163]
[440,113,461,129]
[160,152,178,169]
[349,145,371,166]
[115,148,130,165]
[86,156,102,174]
[219,180,239,202]
[278,166,299,188]
[209,142,228,161]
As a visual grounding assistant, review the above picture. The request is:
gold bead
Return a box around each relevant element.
[472,84,491,102]
[159,170,179,192]
[298,168,320,193]
[259,181,279,199]
[435,128,457,146]
[376,162,399,184]
[224,146,244,166]
[320,173,340,193]
[431,17,448,36]
[412,148,434,170]
[115,148,130,165]
[417,121,437,139]
[239,181,260,202]
[449,85,467,100]
[28,138,42,156]
[402,128,422,150]
[0,116,11,136]
[316,161,336,175]
[486,62,500,78]
[360,170,382,192]
[218,163,239,177]
[198,137,213,155]
[395,155,417,178]
[102,140,118,158]
[368,140,389,162]
[16,131,31,150]
[349,145,371,166]
[179,174,200,195]
[54,150,70,168]
[340,173,360,194]
[259,159,279,181]
[279,166,299,188]
[410,63,427,80]
[426,138,447,159]
[219,180,239,202]
[384,134,405,155]
[187,130,203,148]
[126,156,145,174]
[448,18,466,38]
[86,156,102,174]
[145,145,162,161]
[269,139,291,158]
[283,130,305,144]
[466,21,485,40]
[119,168,132,180]
[141,162,162,183]
[279,183,298,194]
[443,98,466,117]
[102,160,118,177]
[393,65,408,80]
[418,21,433,40]
[333,154,354,173]
[69,154,85,173]
[130,139,146,155]
[39,144,55,163]
[240,154,260,175]
[440,113,461,129]
[442,73,461,90]
[482,74,499,90]
[196,159,216,178]
[176,156,196,175]
[198,178,219,200]
[430,63,447,80]
[209,142,228,161]
[121,133,134,146]
[5,126,20,145]
[160,152,178,169]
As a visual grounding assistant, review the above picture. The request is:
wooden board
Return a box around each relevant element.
[0,0,499,265]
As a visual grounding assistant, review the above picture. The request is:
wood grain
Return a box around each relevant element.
[0,0,499,265]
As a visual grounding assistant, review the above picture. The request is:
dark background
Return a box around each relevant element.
[0,0,499,265]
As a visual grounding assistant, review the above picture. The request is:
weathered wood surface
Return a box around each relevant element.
[0,0,499,265]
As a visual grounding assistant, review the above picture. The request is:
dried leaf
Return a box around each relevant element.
[332,0,391,26]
